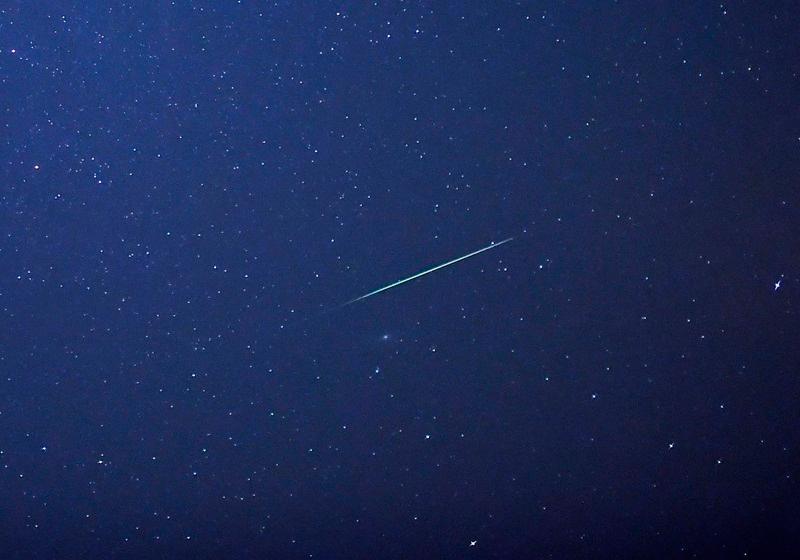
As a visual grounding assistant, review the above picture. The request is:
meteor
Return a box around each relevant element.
[342,237,514,306]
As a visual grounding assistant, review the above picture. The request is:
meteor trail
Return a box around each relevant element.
[342,237,514,306]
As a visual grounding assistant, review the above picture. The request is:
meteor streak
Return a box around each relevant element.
[343,237,514,306]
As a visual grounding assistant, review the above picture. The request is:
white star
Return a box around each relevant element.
[469,540,477,547]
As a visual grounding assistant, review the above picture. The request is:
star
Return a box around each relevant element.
[469,540,477,547]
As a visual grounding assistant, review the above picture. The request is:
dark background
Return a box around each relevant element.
[1,1,798,558]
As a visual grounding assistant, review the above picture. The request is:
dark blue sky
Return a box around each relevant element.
[1,2,799,558]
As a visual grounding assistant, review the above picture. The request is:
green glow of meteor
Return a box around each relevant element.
[343,237,514,306]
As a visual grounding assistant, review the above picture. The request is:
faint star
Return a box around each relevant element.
[470,540,477,547]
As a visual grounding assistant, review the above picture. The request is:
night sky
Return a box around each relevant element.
[2,2,799,558]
